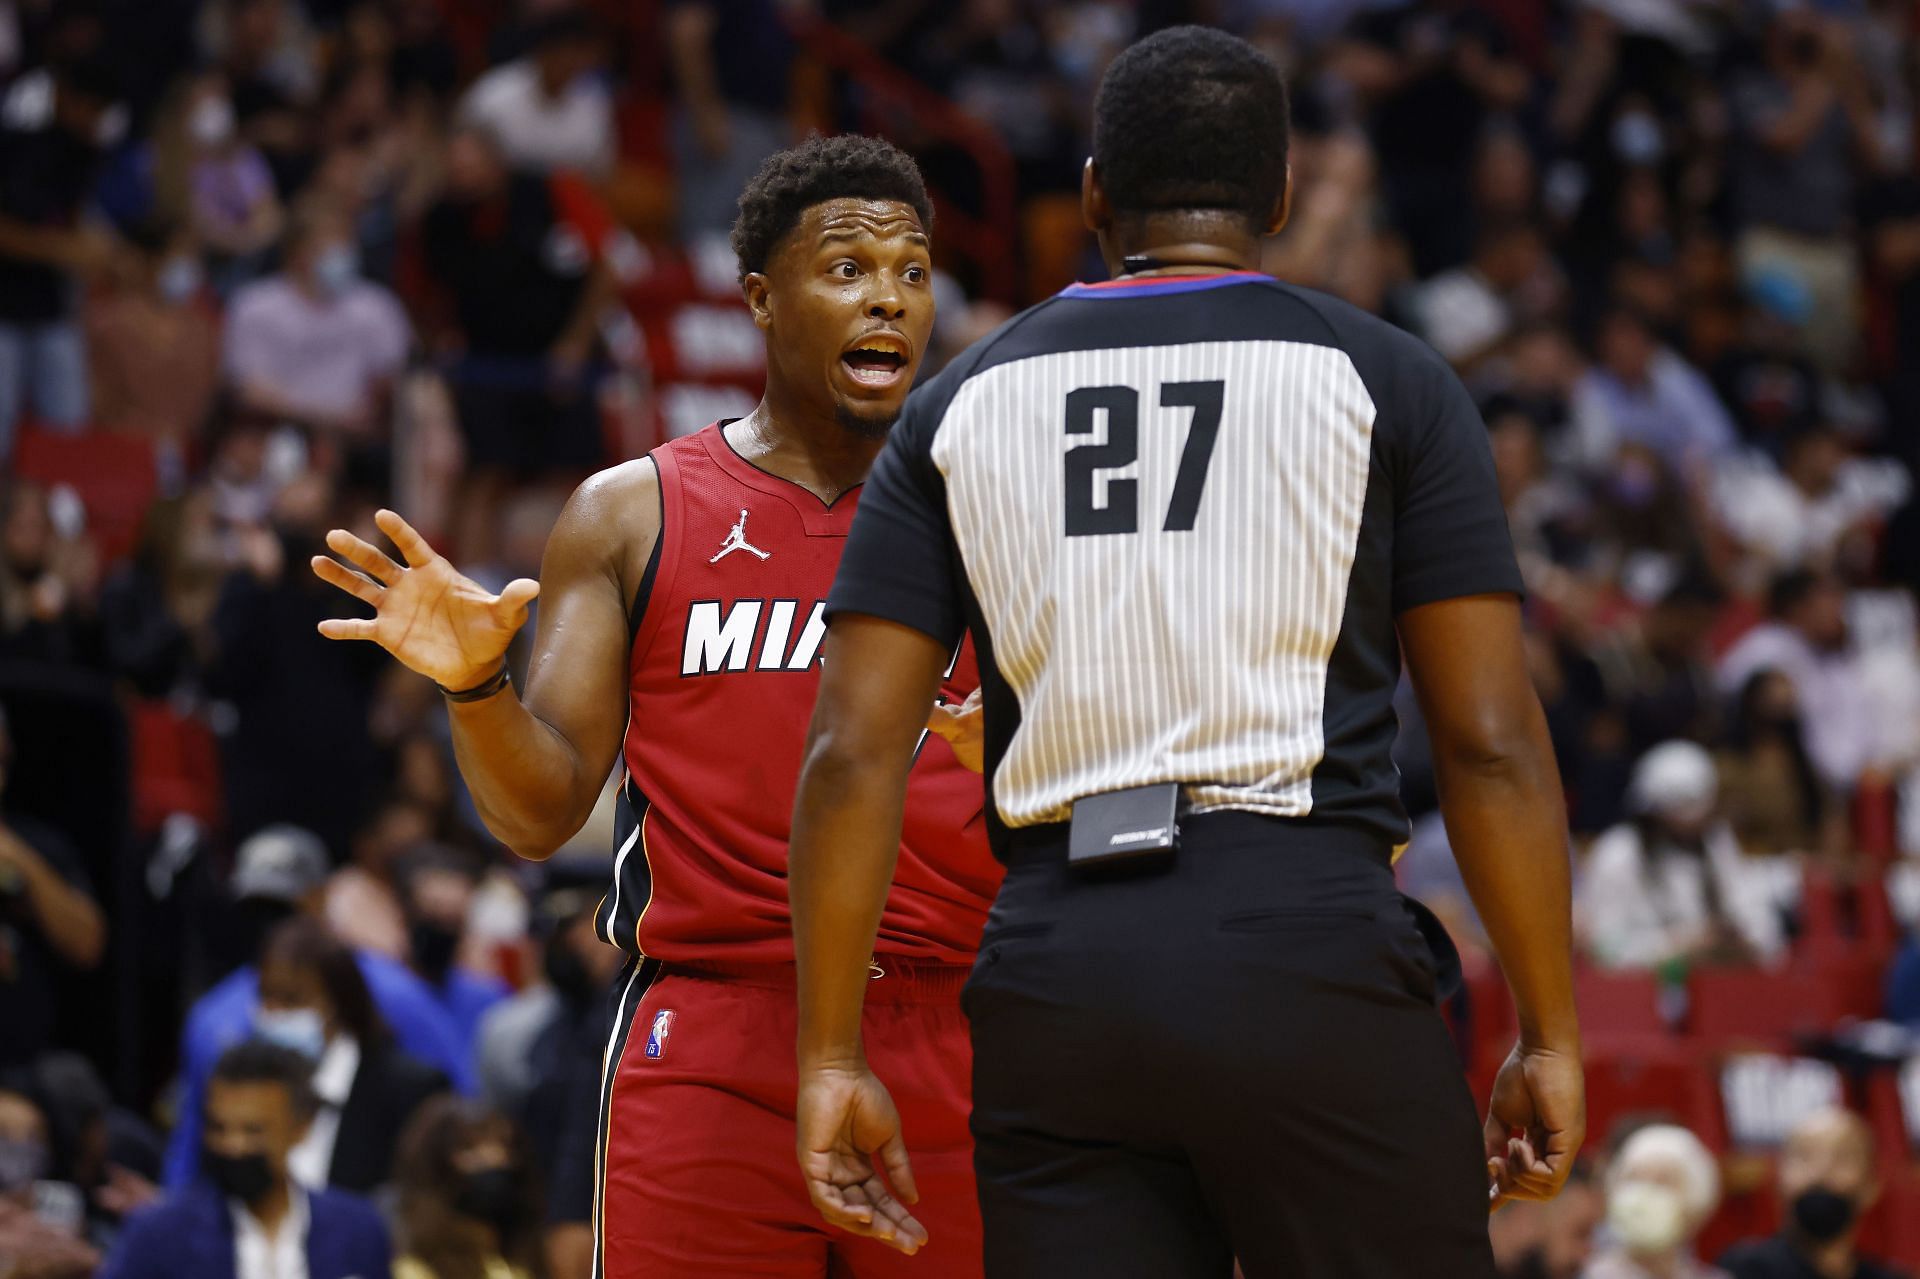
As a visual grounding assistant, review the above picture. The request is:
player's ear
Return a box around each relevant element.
[1265,164,1293,238]
[742,272,774,331]
[1081,158,1110,235]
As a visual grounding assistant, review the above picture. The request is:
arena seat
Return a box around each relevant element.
[127,699,222,834]
[1874,1173,1920,1268]
[1582,1041,1723,1150]
[1688,968,1843,1048]
[1576,967,1668,1043]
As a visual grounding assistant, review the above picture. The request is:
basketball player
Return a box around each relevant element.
[312,135,998,1277]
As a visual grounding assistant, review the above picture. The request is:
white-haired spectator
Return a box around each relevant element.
[1584,1124,1728,1279]
[1577,741,1789,972]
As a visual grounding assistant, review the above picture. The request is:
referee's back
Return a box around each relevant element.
[845,270,1520,850]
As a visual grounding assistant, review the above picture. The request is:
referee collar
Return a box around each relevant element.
[1061,271,1270,298]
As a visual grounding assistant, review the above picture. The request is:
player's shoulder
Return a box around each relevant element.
[570,455,661,526]
[550,455,662,580]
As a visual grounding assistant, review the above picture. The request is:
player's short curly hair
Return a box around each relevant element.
[1093,25,1290,222]
[730,134,934,281]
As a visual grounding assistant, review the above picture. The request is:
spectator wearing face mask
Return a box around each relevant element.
[1720,1107,1907,1279]
[395,848,508,1060]
[83,219,221,449]
[1577,740,1788,972]
[102,1041,391,1279]
[21,1052,164,1253]
[165,825,470,1189]
[0,1080,99,1278]
[1718,570,1875,791]
[1716,669,1841,857]
[1584,1124,1728,1279]
[0,477,104,668]
[249,916,449,1196]
[177,73,283,293]
[393,1097,543,1279]
[222,198,410,453]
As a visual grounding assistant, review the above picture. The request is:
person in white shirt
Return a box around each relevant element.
[223,201,411,445]
[100,1039,392,1279]
[1578,740,1789,972]
[457,11,614,179]
[1717,570,1876,790]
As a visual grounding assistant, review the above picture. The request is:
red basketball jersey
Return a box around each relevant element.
[594,424,1001,966]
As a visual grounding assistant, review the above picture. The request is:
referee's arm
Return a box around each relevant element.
[790,394,966,1255]
[1403,596,1583,1208]
[1390,345,1583,1211]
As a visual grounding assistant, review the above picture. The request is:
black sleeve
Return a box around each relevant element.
[1385,343,1524,613]
[826,380,966,646]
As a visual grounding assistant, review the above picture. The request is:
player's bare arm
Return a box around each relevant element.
[1399,593,1585,1211]
[312,459,660,859]
[790,613,953,1256]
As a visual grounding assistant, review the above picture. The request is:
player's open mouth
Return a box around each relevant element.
[841,336,910,388]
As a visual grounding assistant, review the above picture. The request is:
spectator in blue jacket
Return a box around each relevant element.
[103,1041,391,1279]
[395,847,508,1060]
[164,825,473,1187]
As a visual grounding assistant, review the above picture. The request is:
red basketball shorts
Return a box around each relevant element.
[593,958,982,1278]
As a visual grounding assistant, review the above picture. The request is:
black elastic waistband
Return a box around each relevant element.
[1001,809,1394,872]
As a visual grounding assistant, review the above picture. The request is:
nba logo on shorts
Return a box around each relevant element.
[644,1009,675,1060]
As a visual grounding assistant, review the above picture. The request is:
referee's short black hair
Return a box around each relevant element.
[731,134,933,282]
[1093,25,1290,222]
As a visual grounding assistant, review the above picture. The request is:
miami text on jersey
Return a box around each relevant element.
[680,599,827,675]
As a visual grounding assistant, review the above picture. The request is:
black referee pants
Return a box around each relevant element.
[962,812,1497,1279]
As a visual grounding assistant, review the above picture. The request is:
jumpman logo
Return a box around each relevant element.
[710,509,771,563]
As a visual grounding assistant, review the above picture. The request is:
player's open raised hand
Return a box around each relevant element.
[795,1063,928,1256]
[310,508,539,691]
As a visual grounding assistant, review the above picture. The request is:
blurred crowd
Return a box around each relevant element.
[4,0,1920,1275]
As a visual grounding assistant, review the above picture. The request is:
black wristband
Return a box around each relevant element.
[438,665,510,703]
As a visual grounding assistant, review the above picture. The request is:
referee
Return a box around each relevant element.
[789,25,1583,1279]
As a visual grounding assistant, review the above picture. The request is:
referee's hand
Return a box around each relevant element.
[796,1063,928,1255]
[1484,1042,1586,1211]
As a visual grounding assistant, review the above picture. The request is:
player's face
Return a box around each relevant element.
[758,197,934,438]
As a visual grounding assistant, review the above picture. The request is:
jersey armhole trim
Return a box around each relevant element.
[630,451,683,658]
[625,476,666,647]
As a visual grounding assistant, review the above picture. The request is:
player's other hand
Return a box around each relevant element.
[795,1062,928,1255]
[310,508,539,691]
[926,688,984,773]
[1485,1041,1585,1211]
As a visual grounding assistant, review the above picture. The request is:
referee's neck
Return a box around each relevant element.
[1097,202,1282,280]
[1101,237,1263,280]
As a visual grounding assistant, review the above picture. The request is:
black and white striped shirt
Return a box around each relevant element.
[828,272,1522,853]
